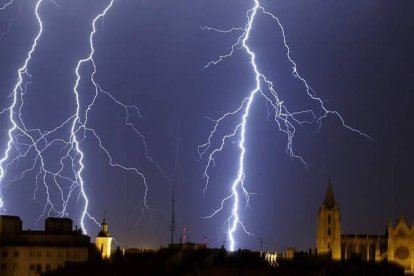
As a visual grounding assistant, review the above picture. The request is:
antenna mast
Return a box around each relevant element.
[170,106,181,246]
[170,187,176,245]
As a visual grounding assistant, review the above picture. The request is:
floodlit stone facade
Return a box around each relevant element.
[317,179,414,274]
[316,178,341,260]
[95,216,113,259]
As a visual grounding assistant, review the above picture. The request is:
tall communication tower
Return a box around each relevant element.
[170,107,181,246]
[170,187,176,245]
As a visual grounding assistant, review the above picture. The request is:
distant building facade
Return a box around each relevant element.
[0,215,90,276]
[317,179,414,273]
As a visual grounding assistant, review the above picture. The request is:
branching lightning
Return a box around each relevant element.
[0,0,44,212]
[199,0,370,251]
[0,0,15,10]
[0,0,23,40]
[0,0,164,234]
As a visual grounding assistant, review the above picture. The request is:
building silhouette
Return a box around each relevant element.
[0,215,90,276]
[317,178,414,273]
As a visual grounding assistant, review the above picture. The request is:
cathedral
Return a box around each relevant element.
[317,178,414,274]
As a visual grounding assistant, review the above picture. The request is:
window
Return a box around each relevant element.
[1,263,7,270]
[30,264,35,270]
[327,227,331,236]
[13,251,19,257]
[398,228,406,236]
[328,214,331,224]
[45,264,51,270]
[36,264,42,272]
[395,246,410,260]
[327,243,331,250]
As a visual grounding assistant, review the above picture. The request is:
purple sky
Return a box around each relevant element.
[0,0,413,251]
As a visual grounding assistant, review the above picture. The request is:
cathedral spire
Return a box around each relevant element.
[317,177,341,260]
[323,177,337,208]
[398,214,407,226]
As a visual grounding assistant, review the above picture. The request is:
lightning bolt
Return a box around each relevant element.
[70,0,117,233]
[0,0,15,10]
[72,0,168,233]
[0,0,23,40]
[0,0,44,212]
[199,0,370,251]
[0,0,164,234]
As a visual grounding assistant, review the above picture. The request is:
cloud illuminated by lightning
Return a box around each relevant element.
[0,0,164,234]
[199,0,370,251]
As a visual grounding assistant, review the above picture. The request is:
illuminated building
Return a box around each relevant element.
[317,179,414,273]
[316,178,342,260]
[0,215,90,276]
[95,216,112,259]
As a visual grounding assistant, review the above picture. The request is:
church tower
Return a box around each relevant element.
[95,216,113,259]
[317,178,341,260]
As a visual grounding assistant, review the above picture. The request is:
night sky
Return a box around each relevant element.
[0,0,413,252]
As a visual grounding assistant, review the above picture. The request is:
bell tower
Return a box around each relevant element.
[317,177,341,260]
[95,216,113,259]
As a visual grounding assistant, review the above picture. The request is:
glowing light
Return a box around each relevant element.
[199,0,369,251]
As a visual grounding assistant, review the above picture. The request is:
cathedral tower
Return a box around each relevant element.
[317,178,341,260]
[95,216,113,259]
